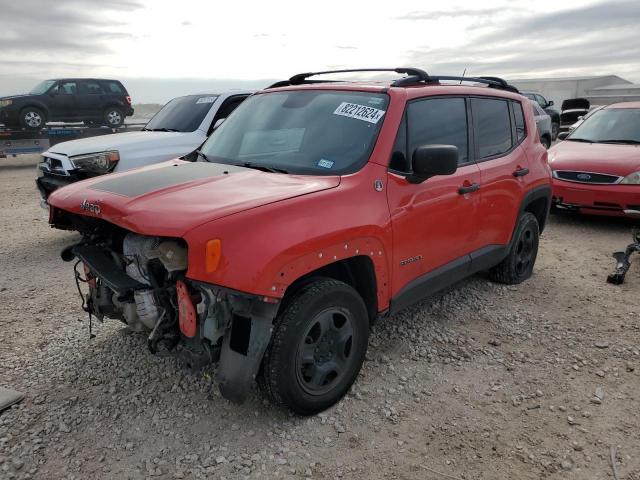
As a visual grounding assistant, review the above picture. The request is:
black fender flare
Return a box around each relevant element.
[514,184,552,239]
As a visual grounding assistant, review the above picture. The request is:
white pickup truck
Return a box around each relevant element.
[36,91,251,204]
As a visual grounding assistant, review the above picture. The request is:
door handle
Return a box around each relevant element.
[513,167,530,177]
[458,182,480,194]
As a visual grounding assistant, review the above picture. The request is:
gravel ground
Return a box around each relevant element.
[1,154,639,480]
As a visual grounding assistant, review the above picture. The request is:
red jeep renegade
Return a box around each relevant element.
[48,68,552,414]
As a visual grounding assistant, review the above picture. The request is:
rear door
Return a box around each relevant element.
[387,96,481,297]
[48,80,79,120]
[76,80,105,118]
[472,97,530,248]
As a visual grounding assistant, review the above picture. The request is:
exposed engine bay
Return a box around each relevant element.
[56,213,278,403]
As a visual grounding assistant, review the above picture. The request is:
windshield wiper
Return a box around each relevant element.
[143,127,181,132]
[196,150,208,161]
[242,162,288,174]
[566,138,594,143]
[598,139,640,145]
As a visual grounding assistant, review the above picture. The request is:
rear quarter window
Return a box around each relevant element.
[512,101,526,142]
[472,98,513,159]
[104,82,124,94]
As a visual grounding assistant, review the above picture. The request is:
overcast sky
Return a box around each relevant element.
[0,0,638,103]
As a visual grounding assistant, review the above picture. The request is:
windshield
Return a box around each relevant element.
[199,90,389,175]
[568,108,640,143]
[144,95,218,132]
[30,80,56,95]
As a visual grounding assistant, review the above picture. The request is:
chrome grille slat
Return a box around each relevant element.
[553,170,622,184]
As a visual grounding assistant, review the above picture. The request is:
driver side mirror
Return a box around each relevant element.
[547,100,554,107]
[406,145,458,184]
[558,131,569,140]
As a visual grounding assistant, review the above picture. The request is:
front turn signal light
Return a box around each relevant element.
[205,239,222,272]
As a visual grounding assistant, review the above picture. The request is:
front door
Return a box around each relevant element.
[387,96,481,300]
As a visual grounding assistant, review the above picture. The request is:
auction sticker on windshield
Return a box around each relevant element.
[196,97,217,104]
[333,102,386,124]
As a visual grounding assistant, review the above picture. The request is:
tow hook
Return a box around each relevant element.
[176,280,197,337]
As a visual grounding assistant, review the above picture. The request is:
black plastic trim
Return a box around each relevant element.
[388,244,508,315]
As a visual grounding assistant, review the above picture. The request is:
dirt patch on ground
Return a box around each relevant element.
[1,155,639,480]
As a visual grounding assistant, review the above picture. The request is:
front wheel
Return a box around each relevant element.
[19,107,46,130]
[551,122,559,141]
[103,107,124,127]
[489,212,540,284]
[259,279,369,415]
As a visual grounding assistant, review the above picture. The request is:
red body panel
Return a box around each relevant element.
[48,160,341,237]
[552,180,640,216]
[387,163,481,297]
[549,140,640,216]
[49,82,551,312]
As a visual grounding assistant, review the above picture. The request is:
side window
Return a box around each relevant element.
[53,81,77,95]
[512,101,526,142]
[407,97,469,166]
[85,81,103,94]
[388,114,408,172]
[471,98,513,159]
[105,82,124,94]
[535,95,547,108]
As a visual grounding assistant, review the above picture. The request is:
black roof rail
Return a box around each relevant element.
[266,69,519,93]
[267,68,431,89]
[430,75,520,93]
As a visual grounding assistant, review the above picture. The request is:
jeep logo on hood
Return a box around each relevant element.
[80,199,101,214]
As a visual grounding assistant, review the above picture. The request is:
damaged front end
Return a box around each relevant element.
[61,224,278,403]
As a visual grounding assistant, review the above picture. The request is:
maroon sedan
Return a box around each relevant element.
[549,102,640,216]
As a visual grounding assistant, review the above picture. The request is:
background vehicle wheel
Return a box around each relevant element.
[490,212,540,284]
[541,134,551,149]
[19,107,45,130]
[551,122,559,141]
[103,107,124,127]
[259,278,369,415]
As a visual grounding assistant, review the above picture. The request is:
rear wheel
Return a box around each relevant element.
[259,279,369,415]
[490,212,540,284]
[551,122,559,141]
[19,107,45,130]
[103,107,124,127]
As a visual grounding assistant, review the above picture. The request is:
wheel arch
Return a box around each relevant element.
[519,185,552,235]
[280,255,380,323]
[19,103,49,119]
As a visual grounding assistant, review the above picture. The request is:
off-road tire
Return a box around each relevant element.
[490,212,540,284]
[259,278,369,415]
[19,107,46,130]
[103,107,124,127]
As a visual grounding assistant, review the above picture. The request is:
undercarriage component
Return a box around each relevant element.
[607,227,640,285]
[62,230,280,404]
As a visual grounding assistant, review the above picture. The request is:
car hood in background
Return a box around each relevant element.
[48,130,197,157]
[48,160,341,237]
[561,98,590,111]
[549,141,640,177]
